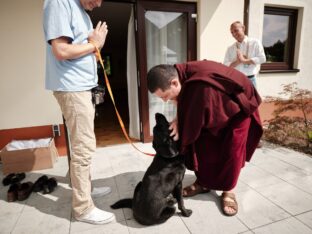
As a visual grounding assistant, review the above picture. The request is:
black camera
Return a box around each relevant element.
[91,85,105,105]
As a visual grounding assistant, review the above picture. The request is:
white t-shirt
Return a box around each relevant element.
[43,0,97,91]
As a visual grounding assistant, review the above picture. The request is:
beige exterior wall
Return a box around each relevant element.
[197,0,245,62]
[198,0,312,98]
[0,0,311,130]
[249,0,312,97]
[0,0,62,130]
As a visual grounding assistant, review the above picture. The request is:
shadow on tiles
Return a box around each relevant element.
[0,171,218,225]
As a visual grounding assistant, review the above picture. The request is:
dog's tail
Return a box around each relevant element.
[111,198,133,209]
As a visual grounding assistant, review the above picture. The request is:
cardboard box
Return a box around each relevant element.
[0,138,58,175]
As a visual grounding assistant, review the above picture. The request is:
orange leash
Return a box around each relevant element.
[90,41,155,156]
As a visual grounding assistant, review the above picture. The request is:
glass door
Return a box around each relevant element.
[135,0,196,142]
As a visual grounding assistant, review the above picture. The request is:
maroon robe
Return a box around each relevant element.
[175,60,263,191]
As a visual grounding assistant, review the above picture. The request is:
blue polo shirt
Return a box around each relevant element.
[43,0,97,91]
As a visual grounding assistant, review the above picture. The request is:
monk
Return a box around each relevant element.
[147,60,263,216]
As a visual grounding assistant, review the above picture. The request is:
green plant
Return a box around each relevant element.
[264,82,312,151]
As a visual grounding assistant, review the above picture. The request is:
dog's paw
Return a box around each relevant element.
[181,208,192,217]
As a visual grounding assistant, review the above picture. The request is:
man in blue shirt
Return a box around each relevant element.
[43,0,115,224]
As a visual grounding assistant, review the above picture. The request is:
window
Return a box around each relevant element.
[261,7,298,71]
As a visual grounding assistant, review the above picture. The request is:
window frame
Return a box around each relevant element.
[261,6,298,71]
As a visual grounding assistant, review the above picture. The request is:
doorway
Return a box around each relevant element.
[89,2,134,147]
[88,0,197,146]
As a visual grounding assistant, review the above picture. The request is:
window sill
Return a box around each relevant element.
[260,69,300,74]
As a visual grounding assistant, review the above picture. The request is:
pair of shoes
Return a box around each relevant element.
[75,207,115,225]
[91,187,111,198]
[7,183,21,202]
[32,175,48,192]
[221,192,238,216]
[182,182,210,197]
[42,177,57,194]
[2,173,25,186]
[33,176,57,194]
[7,176,57,202]
[17,182,34,201]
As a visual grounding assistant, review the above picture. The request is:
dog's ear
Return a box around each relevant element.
[155,113,169,126]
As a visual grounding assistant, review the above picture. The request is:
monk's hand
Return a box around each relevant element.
[169,118,179,141]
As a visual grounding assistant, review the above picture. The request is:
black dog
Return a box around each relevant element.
[111,113,192,225]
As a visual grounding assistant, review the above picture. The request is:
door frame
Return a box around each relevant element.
[135,0,197,142]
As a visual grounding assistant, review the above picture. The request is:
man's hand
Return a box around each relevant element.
[236,49,247,63]
[230,59,240,68]
[236,50,254,65]
[88,21,108,50]
[169,118,179,141]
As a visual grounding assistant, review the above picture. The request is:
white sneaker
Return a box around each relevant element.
[76,207,115,225]
[91,187,111,198]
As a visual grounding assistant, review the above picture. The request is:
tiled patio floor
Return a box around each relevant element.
[1,143,312,234]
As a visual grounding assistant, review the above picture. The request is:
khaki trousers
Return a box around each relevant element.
[54,91,95,218]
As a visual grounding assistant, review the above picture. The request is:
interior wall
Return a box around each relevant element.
[0,0,63,130]
[104,45,128,90]
[89,2,131,92]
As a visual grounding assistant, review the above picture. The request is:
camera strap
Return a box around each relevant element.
[90,41,155,157]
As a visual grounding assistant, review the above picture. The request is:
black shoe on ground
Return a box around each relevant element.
[42,177,58,194]
[17,182,34,201]
[2,173,16,186]
[2,173,25,186]
[33,175,48,192]
[7,183,21,202]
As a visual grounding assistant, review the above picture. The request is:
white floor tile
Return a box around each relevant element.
[0,213,20,234]
[287,175,312,195]
[11,208,71,234]
[252,217,312,234]
[70,220,129,234]
[239,164,283,189]
[1,143,312,234]
[0,199,26,217]
[253,156,310,181]
[114,171,145,194]
[181,194,248,234]
[126,215,190,234]
[267,148,312,171]
[23,189,72,215]
[236,190,290,229]
[297,211,312,229]
[257,182,312,215]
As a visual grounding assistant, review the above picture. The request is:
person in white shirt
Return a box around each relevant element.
[224,21,266,88]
